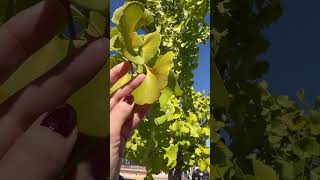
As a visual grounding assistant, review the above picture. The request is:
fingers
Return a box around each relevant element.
[0,38,107,156]
[110,74,145,110]
[0,0,67,84]
[110,95,135,135]
[121,105,150,141]
[109,95,135,179]
[110,61,131,87]
[0,105,77,180]
[119,105,149,157]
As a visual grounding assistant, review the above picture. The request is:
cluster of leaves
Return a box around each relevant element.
[110,1,174,105]
[212,0,320,179]
[0,0,108,137]
[110,0,211,178]
[126,89,210,174]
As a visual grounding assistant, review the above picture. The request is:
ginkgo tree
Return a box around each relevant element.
[110,0,210,179]
[212,0,320,179]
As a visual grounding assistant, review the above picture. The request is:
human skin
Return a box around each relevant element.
[109,62,149,180]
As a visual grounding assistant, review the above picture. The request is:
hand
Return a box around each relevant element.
[109,62,149,180]
[0,0,107,180]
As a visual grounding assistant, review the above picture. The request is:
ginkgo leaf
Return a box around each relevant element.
[152,51,174,89]
[169,121,179,131]
[167,70,182,96]
[203,127,210,136]
[198,159,208,171]
[1,36,69,93]
[68,64,108,137]
[111,4,126,24]
[142,31,161,64]
[163,144,178,168]
[155,115,168,125]
[159,87,173,109]
[250,159,279,180]
[195,148,202,155]
[110,73,132,94]
[189,125,201,137]
[212,60,230,110]
[180,125,190,133]
[123,49,145,64]
[202,147,210,154]
[136,9,154,28]
[110,34,122,51]
[110,27,119,39]
[118,2,144,55]
[132,66,161,105]
[132,32,144,48]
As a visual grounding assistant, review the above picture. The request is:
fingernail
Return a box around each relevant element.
[40,105,76,137]
[123,95,134,105]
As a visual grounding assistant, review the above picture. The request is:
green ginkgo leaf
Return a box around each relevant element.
[250,159,279,180]
[110,34,122,51]
[132,66,161,105]
[111,4,126,24]
[123,49,145,64]
[159,87,173,109]
[142,31,161,64]
[110,27,119,39]
[163,144,178,168]
[136,9,154,28]
[198,159,207,171]
[212,60,229,109]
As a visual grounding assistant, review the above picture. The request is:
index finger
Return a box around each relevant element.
[110,61,131,87]
[0,0,67,84]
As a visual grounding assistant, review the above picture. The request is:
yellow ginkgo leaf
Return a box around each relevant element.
[118,2,144,55]
[110,73,132,94]
[142,31,161,64]
[132,66,161,105]
[152,51,174,89]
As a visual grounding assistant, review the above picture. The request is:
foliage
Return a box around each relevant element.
[111,0,211,178]
[0,0,108,137]
[212,0,320,179]
[110,1,174,105]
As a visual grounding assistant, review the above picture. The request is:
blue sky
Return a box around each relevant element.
[193,15,210,94]
[262,0,320,105]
